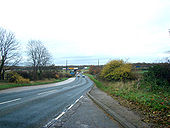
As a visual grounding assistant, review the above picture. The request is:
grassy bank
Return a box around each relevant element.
[87,74,169,127]
[0,78,68,90]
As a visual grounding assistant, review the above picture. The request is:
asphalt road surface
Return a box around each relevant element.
[0,76,93,128]
[50,95,122,128]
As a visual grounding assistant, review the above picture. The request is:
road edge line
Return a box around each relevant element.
[43,95,84,128]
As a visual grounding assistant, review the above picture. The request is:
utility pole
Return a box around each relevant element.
[98,59,99,67]
[66,60,68,73]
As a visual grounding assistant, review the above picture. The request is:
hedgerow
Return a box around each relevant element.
[140,64,170,92]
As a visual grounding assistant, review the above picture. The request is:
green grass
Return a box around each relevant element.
[86,74,103,88]
[0,78,68,90]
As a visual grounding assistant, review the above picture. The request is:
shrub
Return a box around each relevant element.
[100,60,135,81]
[6,72,30,84]
[16,71,33,80]
[89,66,101,75]
[64,73,72,78]
[140,65,170,91]
[41,71,57,79]
[57,72,64,78]
[55,72,71,79]
[55,74,60,79]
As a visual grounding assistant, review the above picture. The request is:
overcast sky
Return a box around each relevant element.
[0,0,170,65]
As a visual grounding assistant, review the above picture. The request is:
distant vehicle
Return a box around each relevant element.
[82,75,85,78]
[77,74,80,77]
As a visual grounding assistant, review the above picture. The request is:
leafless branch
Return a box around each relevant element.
[27,40,51,80]
[0,27,21,79]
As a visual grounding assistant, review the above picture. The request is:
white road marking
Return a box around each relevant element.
[68,95,84,111]
[43,95,84,127]
[67,104,74,110]
[0,98,21,105]
[37,90,56,95]
[75,95,84,104]
[55,111,65,120]
[56,95,84,120]
[80,95,84,99]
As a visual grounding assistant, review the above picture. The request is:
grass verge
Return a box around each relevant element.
[0,78,68,90]
[87,74,169,127]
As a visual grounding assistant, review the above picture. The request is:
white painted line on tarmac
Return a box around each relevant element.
[55,111,65,120]
[43,95,85,127]
[0,98,21,105]
[37,90,56,95]
[75,95,84,104]
[80,95,84,99]
[67,104,74,110]
[68,95,84,111]
[55,95,84,120]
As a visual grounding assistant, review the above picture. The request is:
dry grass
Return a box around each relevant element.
[102,80,136,92]
[30,78,57,83]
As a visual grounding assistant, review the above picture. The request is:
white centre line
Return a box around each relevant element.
[0,98,21,105]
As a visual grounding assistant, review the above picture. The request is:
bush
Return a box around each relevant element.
[54,72,72,79]
[100,60,135,81]
[89,66,101,75]
[64,73,72,78]
[140,65,170,91]
[16,71,33,80]
[57,72,64,78]
[6,72,30,84]
[55,74,60,79]
[41,71,57,79]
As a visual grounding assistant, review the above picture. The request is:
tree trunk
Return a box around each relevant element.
[0,56,5,80]
[2,69,5,80]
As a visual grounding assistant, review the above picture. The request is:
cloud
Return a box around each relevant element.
[0,0,170,65]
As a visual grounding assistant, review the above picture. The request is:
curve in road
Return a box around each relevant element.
[0,76,93,128]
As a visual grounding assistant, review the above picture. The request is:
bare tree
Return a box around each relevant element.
[27,40,51,80]
[0,27,21,80]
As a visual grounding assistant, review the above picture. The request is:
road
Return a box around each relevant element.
[0,77,93,128]
[50,95,122,128]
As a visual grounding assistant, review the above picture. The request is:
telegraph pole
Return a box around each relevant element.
[98,59,99,67]
[66,60,68,73]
